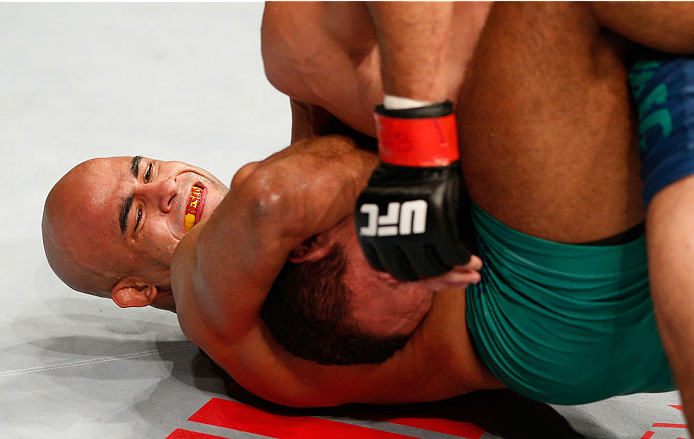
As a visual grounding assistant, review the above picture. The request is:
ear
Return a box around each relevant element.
[288,231,333,263]
[111,278,158,308]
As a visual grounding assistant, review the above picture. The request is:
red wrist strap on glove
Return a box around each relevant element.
[374,101,459,167]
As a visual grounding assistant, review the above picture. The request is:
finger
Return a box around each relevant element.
[415,269,481,291]
[455,255,482,270]
[442,270,481,285]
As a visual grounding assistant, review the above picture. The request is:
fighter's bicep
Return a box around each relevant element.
[591,2,694,54]
[183,178,303,344]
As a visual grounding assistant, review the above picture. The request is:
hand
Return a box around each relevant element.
[375,255,483,291]
[355,101,472,281]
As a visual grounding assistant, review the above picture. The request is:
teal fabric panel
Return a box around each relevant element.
[466,203,674,404]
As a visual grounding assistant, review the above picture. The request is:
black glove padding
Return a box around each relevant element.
[355,162,471,281]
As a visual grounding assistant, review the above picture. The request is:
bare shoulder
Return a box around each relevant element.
[169,165,313,352]
[590,2,694,53]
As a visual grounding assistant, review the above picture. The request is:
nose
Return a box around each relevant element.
[137,176,178,213]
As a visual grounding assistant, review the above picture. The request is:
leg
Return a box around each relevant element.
[646,175,694,432]
[630,56,694,435]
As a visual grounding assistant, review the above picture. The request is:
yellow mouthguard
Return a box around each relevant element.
[184,213,196,231]
[184,186,203,231]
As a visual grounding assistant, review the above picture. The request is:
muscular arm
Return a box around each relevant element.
[171,135,377,344]
[366,2,454,101]
[171,134,496,407]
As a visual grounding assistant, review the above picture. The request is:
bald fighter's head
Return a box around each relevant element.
[42,156,228,310]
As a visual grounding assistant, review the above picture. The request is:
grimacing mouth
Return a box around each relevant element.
[184,183,207,232]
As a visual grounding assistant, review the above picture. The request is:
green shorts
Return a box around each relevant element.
[465,203,675,405]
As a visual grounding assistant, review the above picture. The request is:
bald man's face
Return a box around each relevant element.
[43,156,228,308]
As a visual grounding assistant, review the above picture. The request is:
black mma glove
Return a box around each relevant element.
[355,101,471,281]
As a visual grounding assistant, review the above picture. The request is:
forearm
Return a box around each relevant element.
[367,1,454,101]
[219,134,379,263]
[254,135,378,237]
[174,135,377,344]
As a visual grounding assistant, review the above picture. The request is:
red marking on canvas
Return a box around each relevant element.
[368,415,485,439]
[651,423,688,429]
[166,429,226,439]
[189,398,418,439]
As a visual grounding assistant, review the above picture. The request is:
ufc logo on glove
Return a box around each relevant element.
[359,201,428,237]
[354,100,471,281]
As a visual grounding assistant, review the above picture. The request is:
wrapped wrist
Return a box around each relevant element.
[374,100,459,167]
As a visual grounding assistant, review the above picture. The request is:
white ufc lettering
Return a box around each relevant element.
[359,200,428,237]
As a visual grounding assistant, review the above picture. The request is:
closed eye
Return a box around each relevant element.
[144,163,153,182]
[134,206,142,232]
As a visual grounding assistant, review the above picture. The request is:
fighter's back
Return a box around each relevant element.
[458,2,646,244]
